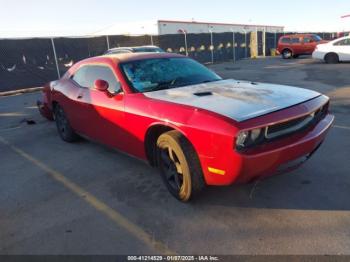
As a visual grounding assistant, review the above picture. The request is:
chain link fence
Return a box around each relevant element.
[0,32,337,92]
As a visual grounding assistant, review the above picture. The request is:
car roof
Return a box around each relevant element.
[95,52,186,64]
[329,35,350,43]
[281,34,317,38]
[107,45,161,51]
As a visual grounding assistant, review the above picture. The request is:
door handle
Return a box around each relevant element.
[77,95,83,99]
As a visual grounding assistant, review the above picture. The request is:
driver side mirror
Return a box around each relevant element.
[94,79,109,92]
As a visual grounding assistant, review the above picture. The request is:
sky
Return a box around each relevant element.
[0,0,349,37]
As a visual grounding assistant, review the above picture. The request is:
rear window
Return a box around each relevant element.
[133,47,164,53]
[281,37,291,44]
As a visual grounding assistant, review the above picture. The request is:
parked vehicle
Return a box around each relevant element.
[277,34,326,59]
[312,36,350,63]
[37,53,334,202]
[104,45,164,55]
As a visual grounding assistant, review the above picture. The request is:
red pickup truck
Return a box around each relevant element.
[277,34,326,59]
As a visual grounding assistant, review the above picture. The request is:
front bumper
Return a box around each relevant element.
[37,99,53,120]
[235,114,334,183]
[202,113,334,186]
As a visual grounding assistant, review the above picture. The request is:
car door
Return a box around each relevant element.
[70,64,127,149]
[302,36,315,54]
[291,37,301,54]
[333,38,350,61]
[67,65,93,133]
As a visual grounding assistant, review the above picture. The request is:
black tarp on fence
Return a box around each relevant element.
[54,36,108,76]
[0,31,337,92]
[0,38,57,91]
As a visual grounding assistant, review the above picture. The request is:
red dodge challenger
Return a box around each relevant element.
[38,52,334,202]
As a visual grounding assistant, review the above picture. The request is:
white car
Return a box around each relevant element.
[312,36,350,63]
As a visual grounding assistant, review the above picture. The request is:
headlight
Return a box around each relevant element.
[236,128,264,149]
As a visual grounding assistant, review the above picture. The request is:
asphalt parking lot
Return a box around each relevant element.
[1,57,349,255]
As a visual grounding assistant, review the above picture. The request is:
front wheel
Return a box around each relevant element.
[53,104,79,142]
[156,131,206,202]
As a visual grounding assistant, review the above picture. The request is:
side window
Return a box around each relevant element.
[281,38,291,44]
[334,39,350,46]
[303,37,312,43]
[72,66,90,87]
[88,65,121,93]
[291,38,300,44]
[72,65,121,93]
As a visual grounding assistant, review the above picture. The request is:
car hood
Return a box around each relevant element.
[143,79,321,122]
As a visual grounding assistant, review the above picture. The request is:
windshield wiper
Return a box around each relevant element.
[151,79,179,91]
[197,79,222,84]
[150,79,222,92]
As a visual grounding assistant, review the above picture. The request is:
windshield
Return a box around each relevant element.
[312,35,322,42]
[120,57,222,93]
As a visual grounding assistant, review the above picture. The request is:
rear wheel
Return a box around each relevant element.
[53,104,79,142]
[325,53,339,64]
[282,49,292,59]
[156,130,206,202]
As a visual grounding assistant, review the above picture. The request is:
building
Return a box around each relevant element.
[158,20,284,34]
[92,20,284,36]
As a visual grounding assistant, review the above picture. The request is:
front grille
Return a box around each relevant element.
[265,104,327,140]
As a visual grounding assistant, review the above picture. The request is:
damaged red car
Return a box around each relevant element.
[38,53,334,202]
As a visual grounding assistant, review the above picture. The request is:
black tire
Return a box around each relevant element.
[156,130,206,202]
[53,104,79,142]
[292,54,299,59]
[325,53,339,64]
[282,49,293,59]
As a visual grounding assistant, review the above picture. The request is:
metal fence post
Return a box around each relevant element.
[209,30,214,63]
[51,38,60,79]
[245,32,248,58]
[106,35,110,50]
[263,27,266,57]
[184,32,188,56]
[255,27,258,57]
[233,32,236,63]
[274,32,277,48]
[178,29,188,56]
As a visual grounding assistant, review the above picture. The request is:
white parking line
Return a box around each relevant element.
[334,125,350,131]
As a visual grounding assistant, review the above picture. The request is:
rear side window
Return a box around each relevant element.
[72,65,120,93]
[72,66,89,87]
[291,38,300,44]
[281,38,291,44]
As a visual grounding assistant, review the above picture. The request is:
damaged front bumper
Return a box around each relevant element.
[37,99,53,120]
